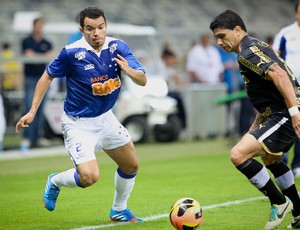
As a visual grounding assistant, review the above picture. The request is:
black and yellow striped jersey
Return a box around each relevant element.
[238,35,300,117]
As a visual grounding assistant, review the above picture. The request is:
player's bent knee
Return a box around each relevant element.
[120,163,139,175]
[79,172,99,187]
[230,147,244,166]
[130,164,139,174]
[261,154,281,166]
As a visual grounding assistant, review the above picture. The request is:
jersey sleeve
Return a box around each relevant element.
[46,48,72,78]
[239,44,277,79]
[117,40,145,73]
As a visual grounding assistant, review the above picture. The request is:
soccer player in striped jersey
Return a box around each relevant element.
[210,10,300,229]
[16,6,147,223]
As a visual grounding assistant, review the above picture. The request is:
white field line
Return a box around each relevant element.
[69,196,267,230]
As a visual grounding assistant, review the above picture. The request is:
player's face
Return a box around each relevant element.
[212,27,240,53]
[81,16,107,51]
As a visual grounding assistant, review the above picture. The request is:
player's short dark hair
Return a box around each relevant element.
[79,6,106,28]
[209,10,247,32]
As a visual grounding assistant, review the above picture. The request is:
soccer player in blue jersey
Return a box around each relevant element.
[210,10,300,229]
[16,6,147,223]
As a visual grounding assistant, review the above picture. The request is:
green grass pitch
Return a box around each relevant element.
[0,138,298,229]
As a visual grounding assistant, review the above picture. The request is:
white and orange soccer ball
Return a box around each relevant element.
[169,197,204,230]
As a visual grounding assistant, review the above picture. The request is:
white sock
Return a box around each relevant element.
[51,168,80,189]
[112,168,136,211]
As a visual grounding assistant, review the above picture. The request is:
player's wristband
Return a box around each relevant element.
[288,106,300,117]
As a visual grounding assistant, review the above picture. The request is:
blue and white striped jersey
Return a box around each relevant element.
[46,36,145,117]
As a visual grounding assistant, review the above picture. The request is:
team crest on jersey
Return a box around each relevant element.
[258,41,268,47]
[84,64,95,70]
[110,43,118,54]
[75,51,86,60]
[261,107,272,117]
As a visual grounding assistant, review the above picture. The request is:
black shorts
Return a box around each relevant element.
[250,112,296,155]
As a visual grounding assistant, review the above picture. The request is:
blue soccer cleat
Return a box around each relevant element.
[43,173,60,211]
[109,208,143,222]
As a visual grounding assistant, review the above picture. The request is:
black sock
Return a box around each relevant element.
[267,160,300,216]
[237,159,286,205]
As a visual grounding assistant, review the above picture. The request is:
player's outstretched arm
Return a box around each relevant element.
[267,64,297,109]
[267,63,300,138]
[16,71,53,133]
[113,54,147,86]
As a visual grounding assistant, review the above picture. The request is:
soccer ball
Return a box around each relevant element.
[169,197,204,230]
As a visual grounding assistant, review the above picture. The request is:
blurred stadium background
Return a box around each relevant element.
[0,0,295,54]
[0,0,296,150]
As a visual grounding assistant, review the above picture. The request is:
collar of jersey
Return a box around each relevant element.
[76,36,109,52]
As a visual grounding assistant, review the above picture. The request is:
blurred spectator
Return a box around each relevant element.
[0,94,5,152]
[216,47,240,94]
[265,35,274,46]
[68,13,82,44]
[0,41,21,152]
[0,42,22,91]
[183,39,196,61]
[161,42,188,128]
[20,17,53,151]
[186,33,224,84]
[238,86,255,136]
[273,0,300,177]
[216,46,243,136]
[161,41,188,88]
